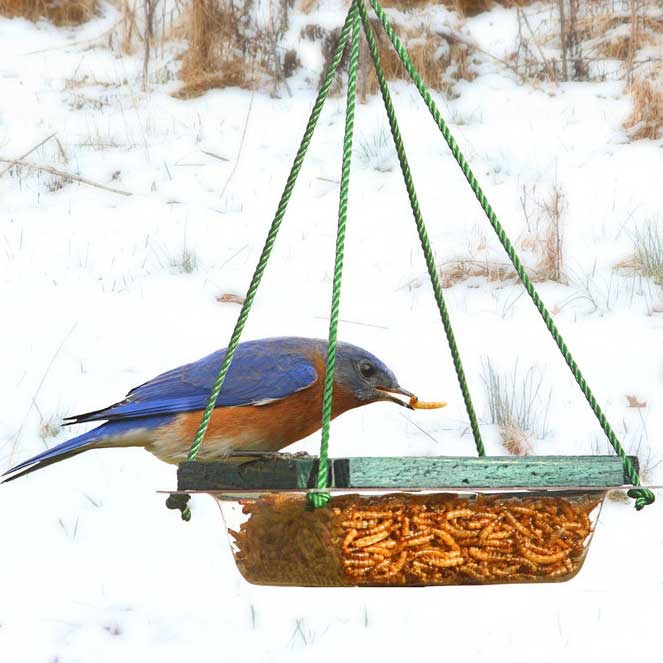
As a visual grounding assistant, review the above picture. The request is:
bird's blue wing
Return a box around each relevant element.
[67,338,321,423]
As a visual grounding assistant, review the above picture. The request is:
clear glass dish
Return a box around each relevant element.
[213,490,605,587]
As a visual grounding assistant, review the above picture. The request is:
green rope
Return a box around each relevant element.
[369,0,653,509]
[308,5,361,509]
[177,3,359,521]
[357,0,485,457]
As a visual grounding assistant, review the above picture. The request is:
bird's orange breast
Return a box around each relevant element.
[152,353,363,462]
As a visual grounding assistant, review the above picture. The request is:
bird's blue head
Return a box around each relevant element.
[333,341,415,409]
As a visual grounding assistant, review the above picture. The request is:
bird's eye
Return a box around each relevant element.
[359,361,376,379]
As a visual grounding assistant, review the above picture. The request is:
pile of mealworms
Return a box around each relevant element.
[230,493,344,586]
[336,493,600,584]
[229,493,600,586]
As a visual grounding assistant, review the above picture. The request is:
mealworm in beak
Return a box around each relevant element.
[409,396,447,409]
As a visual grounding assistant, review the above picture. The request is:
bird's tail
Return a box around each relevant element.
[1,419,154,483]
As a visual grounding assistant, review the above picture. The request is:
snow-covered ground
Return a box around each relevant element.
[1,2,663,661]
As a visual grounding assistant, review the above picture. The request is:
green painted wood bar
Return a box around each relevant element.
[177,455,638,492]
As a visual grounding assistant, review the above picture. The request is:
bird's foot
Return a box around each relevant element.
[280,451,313,459]
[226,450,313,462]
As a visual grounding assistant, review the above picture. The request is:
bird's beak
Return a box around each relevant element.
[376,385,416,410]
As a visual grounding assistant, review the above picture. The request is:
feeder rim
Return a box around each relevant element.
[162,485,658,496]
[175,454,643,493]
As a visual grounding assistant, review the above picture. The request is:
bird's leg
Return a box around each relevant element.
[283,450,314,459]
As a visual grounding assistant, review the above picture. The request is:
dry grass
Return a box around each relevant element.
[0,0,96,24]
[597,32,639,60]
[436,184,565,290]
[512,5,563,82]
[380,0,499,15]
[177,0,491,98]
[38,414,62,441]
[498,0,538,5]
[115,0,186,57]
[177,0,293,98]
[361,30,455,98]
[318,18,476,100]
[439,259,517,288]
[499,423,532,457]
[624,75,663,141]
[497,1,663,83]
[344,0,534,11]
[616,220,663,285]
[118,0,139,54]
[534,185,564,282]
[631,222,663,284]
[216,292,246,304]
[356,129,397,172]
[520,184,565,283]
[299,0,318,12]
[481,358,551,456]
[535,1,663,82]
[380,0,436,8]
[169,244,199,274]
[590,5,659,80]
[626,394,647,408]
[572,8,663,48]
[176,63,252,99]
[452,0,493,16]
[178,0,249,96]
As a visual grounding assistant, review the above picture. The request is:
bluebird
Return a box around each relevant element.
[2,337,432,482]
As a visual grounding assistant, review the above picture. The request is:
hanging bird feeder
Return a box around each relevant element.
[167,0,655,587]
[175,455,635,586]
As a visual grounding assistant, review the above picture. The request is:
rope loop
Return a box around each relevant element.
[627,488,656,511]
[166,493,191,521]
[307,492,332,510]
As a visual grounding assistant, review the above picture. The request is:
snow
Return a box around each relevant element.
[1,2,663,662]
